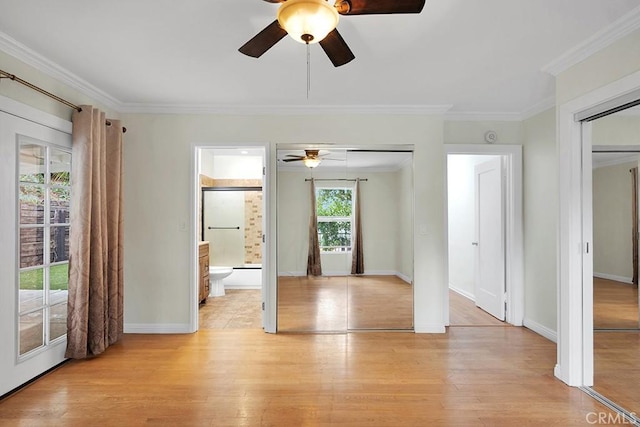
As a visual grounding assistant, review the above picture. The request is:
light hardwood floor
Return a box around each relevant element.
[592,277,640,416]
[593,277,639,329]
[5,278,627,424]
[0,328,616,426]
[277,275,414,332]
[200,279,505,331]
[449,290,506,327]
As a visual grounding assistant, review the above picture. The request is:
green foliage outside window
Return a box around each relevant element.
[316,188,352,252]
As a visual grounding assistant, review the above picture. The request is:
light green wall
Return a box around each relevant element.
[593,161,636,280]
[592,114,640,146]
[522,107,557,332]
[444,120,524,145]
[397,161,414,281]
[0,50,119,119]
[556,28,640,105]
[121,113,445,330]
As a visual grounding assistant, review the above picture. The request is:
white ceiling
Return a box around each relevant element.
[0,1,639,116]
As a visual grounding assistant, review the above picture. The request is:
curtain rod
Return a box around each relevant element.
[0,69,126,133]
[305,178,368,182]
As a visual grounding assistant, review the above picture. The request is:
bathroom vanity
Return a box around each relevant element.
[198,241,210,304]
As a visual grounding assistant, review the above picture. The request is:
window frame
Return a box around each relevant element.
[17,137,71,361]
[315,186,354,253]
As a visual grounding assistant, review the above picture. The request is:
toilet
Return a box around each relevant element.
[209,266,233,297]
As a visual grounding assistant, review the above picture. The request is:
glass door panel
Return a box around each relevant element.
[202,188,263,268]
[1,110,71,397]
[276,146,349,332]
[344,150,414,330]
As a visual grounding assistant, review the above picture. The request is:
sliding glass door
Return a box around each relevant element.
[275,146,414,332]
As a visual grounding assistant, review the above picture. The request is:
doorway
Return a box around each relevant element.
[192,146,267,331]
[447,153,507,325]
[444,144,524,327]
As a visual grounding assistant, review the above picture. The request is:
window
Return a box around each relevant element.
[316,188,353,252]
[18,140,71,357]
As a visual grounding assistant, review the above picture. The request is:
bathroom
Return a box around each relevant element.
[197,147,265,328]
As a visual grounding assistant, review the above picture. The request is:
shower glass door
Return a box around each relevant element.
[202,188,263,268]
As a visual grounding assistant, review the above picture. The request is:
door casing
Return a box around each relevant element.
[444,144,523,327]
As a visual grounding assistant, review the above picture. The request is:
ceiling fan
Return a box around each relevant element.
[239,0,426,67]
[281,149,338,168]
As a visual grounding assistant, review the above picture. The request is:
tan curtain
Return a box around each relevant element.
[632,167,638,286]
[66,106,124,359]
[307,178,322,276]
[351,178,364,275]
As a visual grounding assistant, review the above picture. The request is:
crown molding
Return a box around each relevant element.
[541,5,640,76]
[0,29,558,121]
[119,103,453,116]
[0,31,123,111]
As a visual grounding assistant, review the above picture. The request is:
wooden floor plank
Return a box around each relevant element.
[593,277,639,329]
[0,328,617,426]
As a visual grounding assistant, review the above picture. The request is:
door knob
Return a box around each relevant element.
[471,242,479,246]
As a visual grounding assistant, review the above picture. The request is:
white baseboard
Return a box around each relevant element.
[124,323,194,334]
[414,323,446,333]
[523,318,557,343]
[396,272,412,284]
[449,285,475,301]
[277,270,411,280]
[593,272,633,284]
[277,271,306,277]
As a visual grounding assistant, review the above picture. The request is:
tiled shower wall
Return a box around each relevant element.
[244,191,263,265]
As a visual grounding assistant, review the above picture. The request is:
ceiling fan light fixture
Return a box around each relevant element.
[303,157,322,168]
[277,0,339,44]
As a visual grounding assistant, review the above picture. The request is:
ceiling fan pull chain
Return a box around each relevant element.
[306,42,310,99]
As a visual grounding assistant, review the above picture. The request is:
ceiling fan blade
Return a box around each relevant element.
[239,20,287,58]
[335,0,425,15]
[284,155,306,159]
[282,158,304,162]
[262,0,284,2]
[319,29,355,67]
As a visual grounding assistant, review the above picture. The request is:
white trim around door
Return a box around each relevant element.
[556,69,640,387]
[444,144,524,327]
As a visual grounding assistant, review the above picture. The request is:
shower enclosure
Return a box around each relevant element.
[201,186,263,269]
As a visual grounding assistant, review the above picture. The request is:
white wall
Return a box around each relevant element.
[447,155,500,299]
[592,161,635,282]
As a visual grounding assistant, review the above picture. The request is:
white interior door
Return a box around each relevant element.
[474,157,506,320]
[0,109,71,396]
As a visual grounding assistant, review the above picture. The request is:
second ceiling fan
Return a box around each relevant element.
[239,0,426,67]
